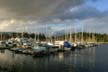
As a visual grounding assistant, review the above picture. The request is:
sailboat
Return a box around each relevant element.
[0,33,7,49]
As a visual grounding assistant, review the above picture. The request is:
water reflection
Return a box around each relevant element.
[0,50,5,53]
[0,44,108,72]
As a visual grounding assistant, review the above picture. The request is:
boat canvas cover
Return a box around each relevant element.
[33,45,47,51]
[64,41,71,48]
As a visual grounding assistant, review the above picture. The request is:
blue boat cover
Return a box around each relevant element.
[64,41,71,48]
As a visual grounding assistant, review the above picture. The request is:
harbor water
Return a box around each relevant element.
[0,44,108,72]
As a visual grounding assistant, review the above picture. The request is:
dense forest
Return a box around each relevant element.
[57,32,108,42]
[0,32,108,42]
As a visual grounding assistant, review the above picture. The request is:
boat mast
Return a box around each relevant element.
[51,29,53,43]
[35,32,37,42]
[74,19,77,43]
[69,23,72,43]
[0,32,2,40]
[74,24,77,43]
[92,23,96,43]
[21,22,24,39]
[65,27,67,41]
[81,22,84,43]
[45,24,47,42]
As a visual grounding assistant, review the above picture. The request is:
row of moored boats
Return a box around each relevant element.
[0,38,99,57]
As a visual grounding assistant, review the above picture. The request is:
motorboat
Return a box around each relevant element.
[0,41,6,49]
[32,45,49,56]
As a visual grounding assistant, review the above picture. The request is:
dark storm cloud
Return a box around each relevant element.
[0,0,85,18]
[0,0,107,33]
[39,4,102,23]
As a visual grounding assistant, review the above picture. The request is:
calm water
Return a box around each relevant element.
[0,44,108,72]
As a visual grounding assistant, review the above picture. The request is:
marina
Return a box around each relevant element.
[0,0,108,72]
[0,36,99,56]
[0,44,108,72]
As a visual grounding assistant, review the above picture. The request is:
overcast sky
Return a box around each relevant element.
[0,0,108,34]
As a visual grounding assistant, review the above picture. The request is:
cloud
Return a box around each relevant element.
[0,0,107,34]
[0,0,85,18]
[53,5,101,20]
[81,15,108,33]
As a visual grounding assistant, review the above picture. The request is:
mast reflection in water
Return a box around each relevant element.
[0,44,108,72]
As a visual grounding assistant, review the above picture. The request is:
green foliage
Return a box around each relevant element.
[0,32,108,42]
[0,32,46,41]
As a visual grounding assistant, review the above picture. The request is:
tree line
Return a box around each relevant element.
[0,32,108,42]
